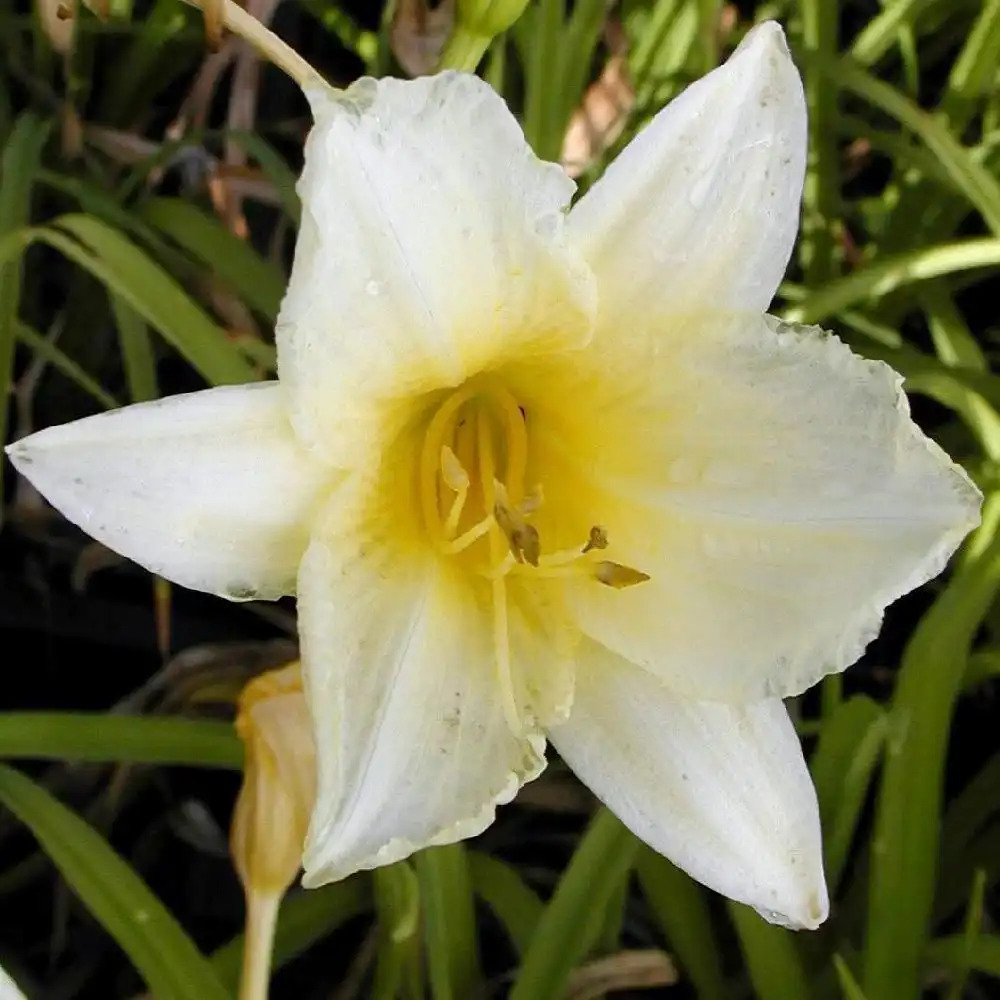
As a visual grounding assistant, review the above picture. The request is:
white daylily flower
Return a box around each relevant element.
[6,23,980,929]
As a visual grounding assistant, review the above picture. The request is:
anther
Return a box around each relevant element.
[493,481,541,567]
[582,526,609,553]
[593,561,651,589]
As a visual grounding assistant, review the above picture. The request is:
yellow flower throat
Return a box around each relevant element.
[418,378,649,731]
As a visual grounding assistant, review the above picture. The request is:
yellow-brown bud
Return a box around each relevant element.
[230,663,316,898]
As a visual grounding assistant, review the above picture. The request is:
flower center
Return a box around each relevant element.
[418,377,649,732]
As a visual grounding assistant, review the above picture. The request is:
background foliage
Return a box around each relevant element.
[2,0,1000,997]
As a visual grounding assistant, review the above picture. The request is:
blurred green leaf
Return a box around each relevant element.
[636,847,726,1000]
[225,131,302,227]
[938,0,1000,130]
[416,844,482,1000]
[783,239,1000,325]
[943,869,986,1000]
[509,809,638,1000]
[0,764,231,1000]
[373,862,424,1000]
[468,850,543,956]
[729,903,810,1000]
[809,695,888,889]
[140,198,287,322]
[850,0,943,67]
[926,933,1000,978]
[3,214,259,386]
[798,0,840,286]
[833,954,869,1000]
[0,113,49,512]
[0,712,243,769]
[14,321,120,409]
[822,56,1000,236]
[864,494,1000,1000]
[110,294,159,402]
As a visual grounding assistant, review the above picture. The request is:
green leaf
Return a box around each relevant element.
[798,0,841,285]
[939,0,1000,132]
[468,850,543,956]
[782,238,1000,325]
[416,844,482,1000]
[110,294,159,402]
[940,751,1000,867]
[373,862,424,1000]
[0,114,49,516]
[921,286,1000,460]
[139,198,287,322]
[509,809,638,1000]
[820,56,1000,236]
[944,869,986,1000]
[833,954,869,1000]
[224,131,302,227]
[809,695,888,889]
[849,0,943,67]
[0,764,231,1000]
[926,933,1000,979]
[14,321,120,409]
[636,847,726,1000]
[728,903,810,1000]
[0,712,243,769]
[44,214,258,385]
[863,494,1000,1000]
[211,878,372,993]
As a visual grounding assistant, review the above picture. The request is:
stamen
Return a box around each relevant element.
[538,524,606,568]
[417,379,650,742]
[443,516,493,554]
[478,409,523,734]
[493,481,541,567]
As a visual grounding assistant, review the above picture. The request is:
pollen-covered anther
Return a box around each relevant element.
[582,525,609,553]
[493,480,541,566]
[593,561,651,589]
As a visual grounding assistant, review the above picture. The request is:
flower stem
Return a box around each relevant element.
[238,890,282,1000]
[439,26,490,72]
[187,0,327,92]
[80,0,328,93]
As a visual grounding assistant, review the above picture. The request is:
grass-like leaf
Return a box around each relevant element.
[509,809,638,1000]
[864,496,1000,999]
[0,764,231,1000]
[0,713,243,769]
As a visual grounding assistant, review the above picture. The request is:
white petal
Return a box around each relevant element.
[278,72,596,465]
[298,496,545,885]
[568,22,806,318]
[5,384,332,599]
[530,313,980,701]
[550,640,828,929]
[0,964,29,1000]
